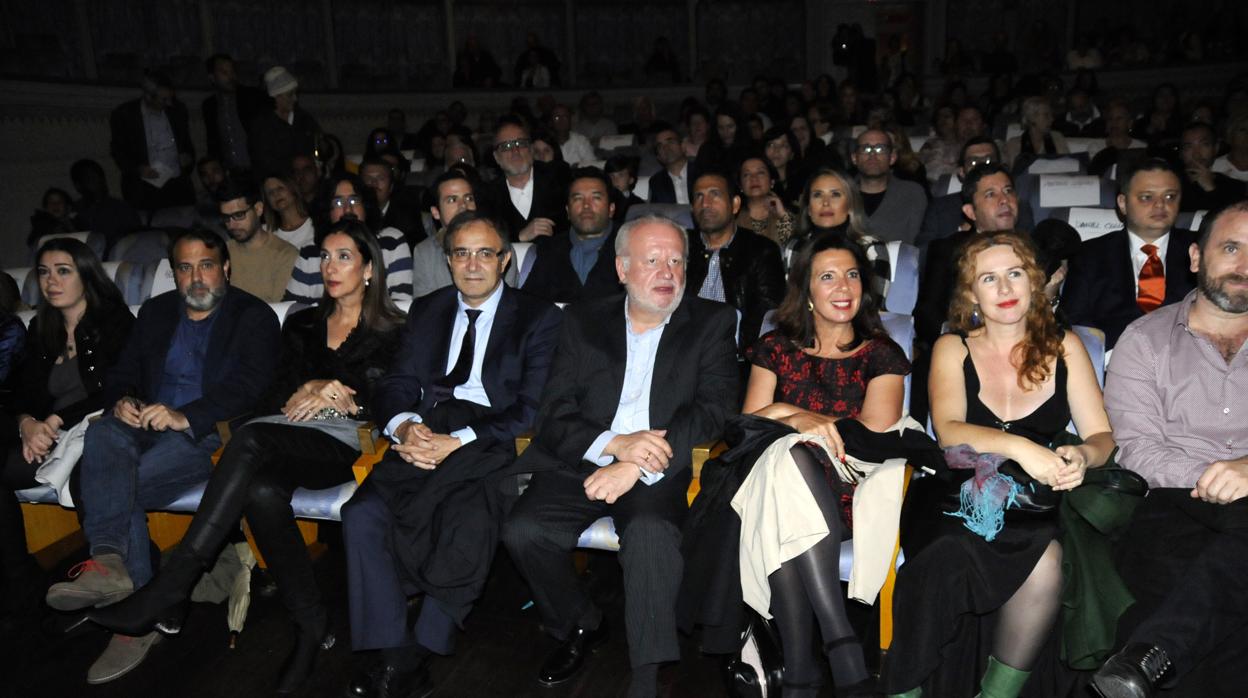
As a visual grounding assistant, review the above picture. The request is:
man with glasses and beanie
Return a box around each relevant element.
[484,116,568,242]
[340,210,562,697]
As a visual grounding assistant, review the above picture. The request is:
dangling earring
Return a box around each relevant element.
[970,303,982,326]
[365,277,371,287]
[807,299,815,312]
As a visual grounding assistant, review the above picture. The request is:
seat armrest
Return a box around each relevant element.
[215,413,254,446]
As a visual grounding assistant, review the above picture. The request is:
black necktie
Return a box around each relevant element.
[440,309,482,389]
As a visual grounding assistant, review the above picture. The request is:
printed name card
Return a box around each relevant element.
[1039,175,1102,208]
[1028,157,1082,174]
[1066,207,1121,241]
[598,134,635,150]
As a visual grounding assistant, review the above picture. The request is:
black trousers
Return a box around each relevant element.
[502,465,691,668]
[1115,488,1248,679]
[212,422,357,619]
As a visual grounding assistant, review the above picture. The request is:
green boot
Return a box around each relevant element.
[888,689,922,698]
[975,656,1030,698]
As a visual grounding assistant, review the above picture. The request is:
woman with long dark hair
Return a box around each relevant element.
[0,239,133,619]
[87,220,405,694]
[883,232,1114,698]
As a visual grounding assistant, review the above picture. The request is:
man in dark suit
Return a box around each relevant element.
[360,156,426,248]
[46,229,279,683]
[502,216,739,698]
[1178,122,1246,213]
[916,137,1035,253]
[200,53,268,177]
[341,211,562,697]
[647,123,696,204]
[1062,157,1197,349]
[484,116,568,242]
[522,166,624,304]
[686,171,786,349]
[109,71,196,210]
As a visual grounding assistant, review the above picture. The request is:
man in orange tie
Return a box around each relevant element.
[1062,158,1199,349]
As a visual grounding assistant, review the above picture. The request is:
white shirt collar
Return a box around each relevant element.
[457,279,505,319]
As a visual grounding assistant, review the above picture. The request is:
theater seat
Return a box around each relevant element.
[147,206,196,230]
[625,203,694,230]
[108,229,170,265]
[884,241,919,315]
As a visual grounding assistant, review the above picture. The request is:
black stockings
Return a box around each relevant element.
[992,539,1063,671]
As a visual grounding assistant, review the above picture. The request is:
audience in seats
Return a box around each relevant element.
[217,179,299,303]
[681,104,710,159]
[289,152,324,210]
[1212,113,1248,182]
[343,211,561,697]
[522,167,622,304]
[604,155,645,223]
[1132,83,1182,149]
[785,167,891,300]
[573,91,618,145]
[1093,203,1248,698]
[502,216,738,698]
[68,159,141,254]
[192,156,228,236]
[413,170,477,298]
[262,174,315,250]
[550,103,594,167]
[648,123,697,205]
[28,187,76,248]
[917,105,961,185]
[1088,98,1147,178]
[1055,87,1105,138]
[1062,158,1197,349]
[250,67,321,181]
[917,137,1035,251]
[45,230,280,684]
[686,171,786,349]
[1005,96,1070,171]
[0,239,133,629]
[1178,122,1246,212]
[853,128,928,245]
[85,220,404,695]
[109,71,196,210]
[884,231,1115,698]
[200,53,267,178]
[285,173,413,304]
[737,156,796,247]
[360,156,425,249]
[485,116,568,242]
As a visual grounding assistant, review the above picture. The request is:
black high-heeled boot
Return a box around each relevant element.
[275,607,334,695]
[86,547,201,636]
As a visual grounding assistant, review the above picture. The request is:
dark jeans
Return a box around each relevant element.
[79,415,220,586]
[1116,488,1248,679]
[502,466,691,667]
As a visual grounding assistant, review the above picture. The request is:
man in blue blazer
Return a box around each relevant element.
[47,229,280,683]
[342,211,562,697]
[1061,158,1197,349]
[502,215,739,698]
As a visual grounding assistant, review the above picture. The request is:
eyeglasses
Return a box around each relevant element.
[221,209,251,222]
[857,144,892,155]
[330,195,363,209]
[966,156,996,168]
[494,138,531,153]
[450,247,503,262]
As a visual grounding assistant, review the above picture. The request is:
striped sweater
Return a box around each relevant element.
[284,225,414,304]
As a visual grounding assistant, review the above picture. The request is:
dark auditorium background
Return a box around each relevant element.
[0,0,1245,266]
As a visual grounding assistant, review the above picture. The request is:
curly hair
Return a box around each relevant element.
[947,231,1063,390]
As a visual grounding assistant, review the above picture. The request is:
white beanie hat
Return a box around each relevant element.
[264,66,298,97]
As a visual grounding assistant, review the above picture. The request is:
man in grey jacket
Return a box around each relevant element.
[853,128,927,244]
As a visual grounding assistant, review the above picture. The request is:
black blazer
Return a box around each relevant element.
[515,294,739,478]
[200,86,269,164]
[248,107,321,179]
[11,302,135,429]
[685,227,786,347]
[483,161,568,242]
[915,192,1036,251]
[1061,227,1198,349]
[381,196,427,249]
[647,162,699,205]
[371,284,563,445]
[521,228,622,304]
[262,306,403,417]
[109,98,196,206]
[104,286,281,441]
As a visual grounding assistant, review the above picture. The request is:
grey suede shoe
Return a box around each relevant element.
[46,553,135,611]
[87,631,162,684]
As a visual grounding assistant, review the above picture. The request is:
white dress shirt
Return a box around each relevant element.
[583,303,673,486]
[671,161,690,205]
[384,282,504,445]
[507,174,535,220]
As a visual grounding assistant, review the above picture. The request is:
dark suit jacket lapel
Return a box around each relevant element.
[431,291,459,378]
[482,286,517,403]
[602,299,628,406]
[650,301,691,416]
[1112,229,1136,304]
[1163,230,1194,302]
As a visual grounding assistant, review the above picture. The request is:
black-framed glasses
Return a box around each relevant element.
[967,156,996,168]
[330,195,363,209]
[450,247,503,262]
[857,144,892,155]
[494,138,531,153]
[221,209,251,222]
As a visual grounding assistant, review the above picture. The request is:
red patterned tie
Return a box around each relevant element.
[1137,244,1165,313]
